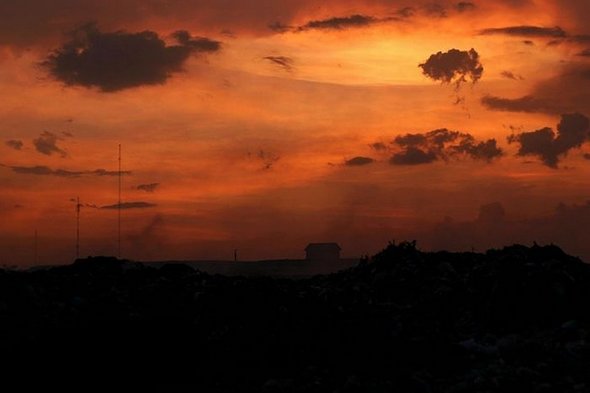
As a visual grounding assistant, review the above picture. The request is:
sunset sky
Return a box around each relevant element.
[2,0,590,265]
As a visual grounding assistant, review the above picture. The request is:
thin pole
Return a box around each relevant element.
[34,229,38,265]
[118,144,122,258]
[76,196,80,259]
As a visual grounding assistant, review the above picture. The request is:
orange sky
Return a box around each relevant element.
[1,0,590,265]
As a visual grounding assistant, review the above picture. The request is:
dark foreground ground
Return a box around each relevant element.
[1,242,589,391]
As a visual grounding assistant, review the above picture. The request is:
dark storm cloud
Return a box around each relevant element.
[584,153,590,160]
[577,49,590,57]
[33,131,67,157]
[298,15,381,31]
[344,156,375,166]
[2,164,131,178]
[263,56,294,72]
[507,113,590,168]
[137,183,160,192]
[500,71,524,80]
[101,202,157,210]
[43,24,221,92]
[390,128,503,166]
[419,49,483,86]
[5,140,23,150]
[480,25,567,38]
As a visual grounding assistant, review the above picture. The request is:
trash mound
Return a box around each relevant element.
[0,244,589,391]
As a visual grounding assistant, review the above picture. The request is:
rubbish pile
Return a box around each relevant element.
[0,243,588,391]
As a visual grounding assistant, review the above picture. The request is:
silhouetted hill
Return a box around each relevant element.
[1,243,589,391]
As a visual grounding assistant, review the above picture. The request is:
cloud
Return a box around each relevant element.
[584,153,590,160]
[92,169,132,176]
[419,48,483,86]
[577,49,590,57]
[171,30,221,52]
[390,147,438,165]
[395,7,416,18]
[5,140,23,150]
[263,56,294,72]
[390,128,503,166]
[43,24,221,92]
[571,35,590,44]
[128,214,167,258]
[480,25,567,38]
[2,164,132,178]
[417,201,590,262]
[344,156,375,166]
[453,139,506,161]
[248,149,280,171]
[369,142,388,151]
[481,95,555,113]
[500,71,524,80]
[507,113,590,168]
[423,3,448,18]
[101,202,157,210]
[455,2,476,12]
[299,15,380,31]
[481,64,590,115]
[5,165,83,177]
[137,183,160,192]
[33,131,67,157]
[268,22,293,33]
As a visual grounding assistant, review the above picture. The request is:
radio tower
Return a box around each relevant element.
[34,229,38,265]
[118,144,122,258]
[76,196,81,259]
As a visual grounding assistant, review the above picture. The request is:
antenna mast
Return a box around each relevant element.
[34,229,38,265]
[76,197,80,259]
[118,144,122,258]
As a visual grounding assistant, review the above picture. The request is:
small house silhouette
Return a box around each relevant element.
[305,243,341,261]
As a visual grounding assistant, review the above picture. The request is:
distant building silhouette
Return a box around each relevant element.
[305,243,341,261]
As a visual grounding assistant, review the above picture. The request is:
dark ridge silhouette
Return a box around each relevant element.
[1,242,589,390]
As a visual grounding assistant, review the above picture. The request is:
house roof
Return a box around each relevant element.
[305,243,341,251]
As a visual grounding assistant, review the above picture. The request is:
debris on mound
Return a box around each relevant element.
[0,243,588,391]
